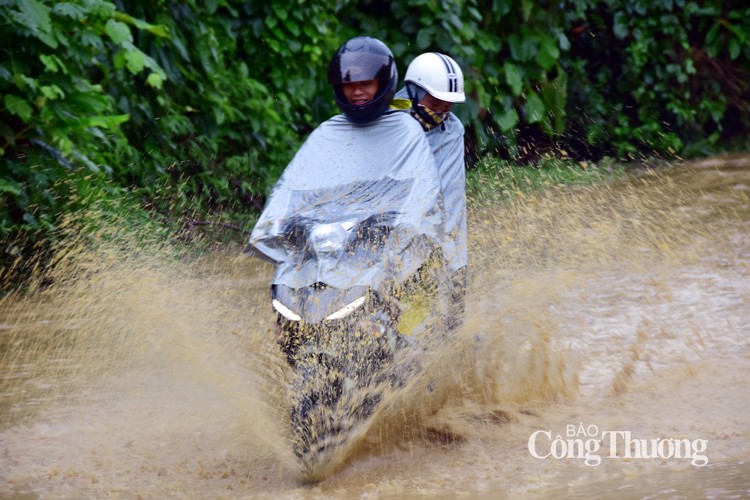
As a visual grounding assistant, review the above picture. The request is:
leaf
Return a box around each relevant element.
[557,31,571,51]
[497,107,519,131]
[283,18,301,37]
[539,73,568,134]
[10,0,51,34]
[39,54,59,73]
[105,19,133,44]
[146,73,164,89]
[521,0,533,21]
[467,6,482,22]
[80,31,105,49]
[205,0,219,14]
[89,1,116,18]
[18,75,39,92]
[39,54,68,74]
[4,95,33,122]
[446,13,462,30]
[125,49,146,74]
[524,92,545,123]
[81,114,130,129]
[537,36,560,70]
[510,31,538,62]
[272,4,288,21]
[113,12,170,38]
[52,2,86,20]
[416,27,434,49]
[40,85,65,100]
[729,38,740,60]
[613,12,629,39]
[113,51,126,71]
[67,92,110,114]
[503,62,524,96]
[37,32,58,49]
[0,178,22,196]
[29,138,73,169]
[70,150,101,173]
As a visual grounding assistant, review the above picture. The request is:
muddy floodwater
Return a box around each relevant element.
[1,155,749,498]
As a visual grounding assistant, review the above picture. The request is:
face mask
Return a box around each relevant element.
[411,104,449,131]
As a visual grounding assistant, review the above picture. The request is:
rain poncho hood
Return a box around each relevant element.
[249,111,443,289]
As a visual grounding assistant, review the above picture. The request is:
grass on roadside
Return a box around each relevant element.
[466,155,629,207]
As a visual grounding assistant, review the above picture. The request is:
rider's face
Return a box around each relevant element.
[342,80,379,106]
[420,93,453,114]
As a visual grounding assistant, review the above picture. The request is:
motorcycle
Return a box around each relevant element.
[271,181,450,479]
[248,112,449,479]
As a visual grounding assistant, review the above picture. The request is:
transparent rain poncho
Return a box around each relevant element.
[249,111,444,290]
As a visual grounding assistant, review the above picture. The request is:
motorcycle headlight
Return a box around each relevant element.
[325,295,366,321]
[272,299,301,321]
[310,220,356,255]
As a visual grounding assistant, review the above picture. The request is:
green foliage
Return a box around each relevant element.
[342,0,748,161]
[0,0,163,237]
[94,1,344,216]
[561,0,750,159]
[341,0,583,159]
[1,0,343,240]
[1,0,749,258]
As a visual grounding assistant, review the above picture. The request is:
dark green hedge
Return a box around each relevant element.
[1,0,748,240]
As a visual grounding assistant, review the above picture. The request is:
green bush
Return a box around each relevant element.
[0,0,163,235]
[1,0,748,251]
[563,0,750,159]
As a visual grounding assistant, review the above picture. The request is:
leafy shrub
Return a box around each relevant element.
[0,0,165,235]
[1,0,748,251]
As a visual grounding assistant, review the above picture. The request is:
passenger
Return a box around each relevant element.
[394,52,468,328]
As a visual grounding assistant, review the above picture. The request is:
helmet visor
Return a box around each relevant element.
[329,52,393,84]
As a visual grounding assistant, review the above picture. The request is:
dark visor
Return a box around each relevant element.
[329,52,392,84]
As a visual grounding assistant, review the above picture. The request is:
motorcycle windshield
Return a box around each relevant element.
[249,111,443,290]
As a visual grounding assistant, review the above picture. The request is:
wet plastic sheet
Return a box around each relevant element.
[394,89,467,272]
[249,111,443,289]
[423,113,466,272]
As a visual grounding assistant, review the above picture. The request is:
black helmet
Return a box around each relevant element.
[328,36,397,124]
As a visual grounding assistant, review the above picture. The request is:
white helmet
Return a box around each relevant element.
[404,52,465,103]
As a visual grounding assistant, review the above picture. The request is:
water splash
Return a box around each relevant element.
[1,160,749,497]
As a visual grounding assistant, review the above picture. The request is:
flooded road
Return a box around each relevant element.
[1,155,749,498]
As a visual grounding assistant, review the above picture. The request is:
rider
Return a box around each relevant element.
[394,52,468,328]
[327,36,398,124]
[249,37,445,342]
[250,36,441,265]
